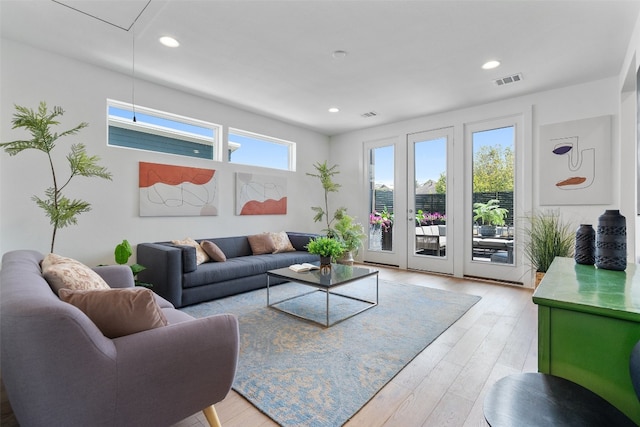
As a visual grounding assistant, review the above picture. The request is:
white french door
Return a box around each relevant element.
[407,127,454,274]
[362,137,405,267]
[463,115,527,283]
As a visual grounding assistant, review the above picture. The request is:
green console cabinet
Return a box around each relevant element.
[533,257,640,424]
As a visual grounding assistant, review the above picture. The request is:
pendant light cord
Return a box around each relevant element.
[132,23,137,123]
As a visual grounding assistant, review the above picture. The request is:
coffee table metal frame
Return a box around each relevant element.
[266,264,379,327]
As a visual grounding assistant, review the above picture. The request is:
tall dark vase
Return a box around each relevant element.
[574,224,595,265]
[595,210,627,271]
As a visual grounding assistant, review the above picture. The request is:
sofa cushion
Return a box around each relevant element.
[287,232,318,251]
[270,231,295,253]
[248,233,276,255]
[42,254,110,295]
[171,237,209,265]
[59,287,168,338]
[206,236,253,259]
[201,240,226,262]
[182,256,270,288]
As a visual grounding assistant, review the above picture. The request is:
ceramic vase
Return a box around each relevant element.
[574,224,595,265]
[595,210,627,271]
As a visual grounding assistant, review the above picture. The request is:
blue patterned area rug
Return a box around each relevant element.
[181,279,480,427]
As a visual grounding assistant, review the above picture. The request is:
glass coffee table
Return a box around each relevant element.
[267,263,379,327]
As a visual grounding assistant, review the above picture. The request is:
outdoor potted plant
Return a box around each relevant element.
[370,207,394,250]
[473,199,508,237]
[523,210,574,287]
[306,236,345,270]
[333,213,366,265]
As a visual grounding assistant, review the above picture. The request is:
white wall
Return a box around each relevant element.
[0,39,330,265]
[330,76,627,274]
[620,11,640,261]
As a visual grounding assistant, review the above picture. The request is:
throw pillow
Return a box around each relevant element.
[41,252,84,271]
[201,240,227,262]
[270,231,296,253]
[171,237,209,265]
[42,254,110,295]
[59,287,168,339]
[248,233,276,255]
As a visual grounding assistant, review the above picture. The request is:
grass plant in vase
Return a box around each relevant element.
[523,210,574,287]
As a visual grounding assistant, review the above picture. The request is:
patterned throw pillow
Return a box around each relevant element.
[200,240,227,262]
[42,253,110,295]
[270,231,296,253]
[59,287,168,338]
[171,237,210,265]
[248,233,276,255]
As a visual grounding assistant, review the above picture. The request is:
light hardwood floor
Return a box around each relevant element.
[174,265,538,427]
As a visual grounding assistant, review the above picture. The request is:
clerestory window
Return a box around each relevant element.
[228,128,295,171]
[107,100,221,160]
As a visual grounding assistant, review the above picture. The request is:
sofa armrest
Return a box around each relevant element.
[136,243,184,307]
[112,313,239,425]
[93,265,135,289]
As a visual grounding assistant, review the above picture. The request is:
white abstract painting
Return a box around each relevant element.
[539,115,611,205]
[236,172,287,215]
[139,162,218,216]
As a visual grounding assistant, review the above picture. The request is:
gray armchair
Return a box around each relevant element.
[0,250,239,427]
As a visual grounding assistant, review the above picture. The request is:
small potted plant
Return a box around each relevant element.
[306,236,345,269]
[114,239,151,287]
[473,199,508,237]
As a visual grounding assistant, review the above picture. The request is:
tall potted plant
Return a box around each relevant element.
[306,161,345,237]
[523,210,574,287]
[0,102,112,252]
[473,199,508,237]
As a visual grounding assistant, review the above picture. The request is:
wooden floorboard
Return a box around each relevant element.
[1,265,536,427]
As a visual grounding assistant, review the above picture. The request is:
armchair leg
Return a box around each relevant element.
[203,405,222,427]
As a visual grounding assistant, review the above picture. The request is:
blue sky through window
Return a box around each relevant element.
[228,131,290,170]
[374,126,513,187]
[108,106,214,139]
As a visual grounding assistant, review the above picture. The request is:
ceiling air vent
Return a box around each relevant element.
[494,73,523,86]
[361,111,378,118]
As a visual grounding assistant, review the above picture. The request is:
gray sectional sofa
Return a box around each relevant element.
[137,232,319,308]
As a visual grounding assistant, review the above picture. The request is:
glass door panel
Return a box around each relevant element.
[471,126,515,265]
[368,145,394,252]
[407,128,453,274]
[463,114,527,285]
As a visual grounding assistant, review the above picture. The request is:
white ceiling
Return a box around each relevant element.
[2,0,639,136]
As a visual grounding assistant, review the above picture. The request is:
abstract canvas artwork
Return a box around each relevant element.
[539,115,611,205]
[139,162,218,216]
[236,172,287,215]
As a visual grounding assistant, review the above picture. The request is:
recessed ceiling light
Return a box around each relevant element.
[159,36,180,48]
[328,107,340,113]
[332,50,347,59]
[482,60,501,70]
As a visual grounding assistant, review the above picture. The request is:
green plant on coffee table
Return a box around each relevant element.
[114,239,151,288]
[305,236,345,262]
